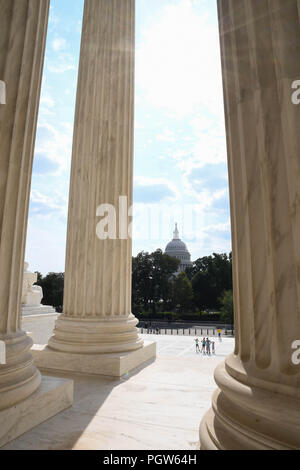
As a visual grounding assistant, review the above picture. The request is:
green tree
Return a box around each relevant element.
[132,252,152,313]
[151,249,180,313]
[132,250,179,315]
[173,272,193,313]
[219,289,234,325]
[190,253,232,311]
[132,250,233,316]
[35,272,64,311]
[192,270,215,311]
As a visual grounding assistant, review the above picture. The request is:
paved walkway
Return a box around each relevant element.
[143,334,234,358]
[3,335,235,450]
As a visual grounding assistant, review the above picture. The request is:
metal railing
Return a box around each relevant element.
[139,327,234,337]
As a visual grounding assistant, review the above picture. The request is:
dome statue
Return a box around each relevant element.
[164,223,193,275]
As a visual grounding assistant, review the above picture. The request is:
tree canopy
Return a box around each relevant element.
[187,253,232,311]
[132,250,233,317]
[34,250,233,319]
[36,272,64,311]
[173,272,193,313]
[132,249,180,315]
[219,289,234,325]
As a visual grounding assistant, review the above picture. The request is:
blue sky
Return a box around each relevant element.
[25,0,231,275]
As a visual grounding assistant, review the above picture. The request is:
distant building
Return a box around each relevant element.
[164,223,193,275]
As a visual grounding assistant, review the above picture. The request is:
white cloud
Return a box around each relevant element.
[47,63,76,74]
[136,0,223,117]
[169,112,227,179]
[135,0,227,211]
[49,6,60,30]
[30,189,68,220]
[39,107,55,117]
[135,121,144,130]
[34,122,73,173]
[134,176,180,203]
[40,92,55,108]
[52,37,67,52]
[76,20,83,34]
[47,52,76,74]
[156,128,175,142]
[204,220,231,234]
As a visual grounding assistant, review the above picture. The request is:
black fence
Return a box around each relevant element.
[139,327,234,337]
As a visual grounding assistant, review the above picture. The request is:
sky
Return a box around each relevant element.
[25,0,231,275]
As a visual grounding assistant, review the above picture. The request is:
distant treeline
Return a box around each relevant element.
[35,250,234,324]
[36,272,64,313]
[132,250,234,324]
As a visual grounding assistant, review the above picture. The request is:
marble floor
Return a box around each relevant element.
[2,335,234,450]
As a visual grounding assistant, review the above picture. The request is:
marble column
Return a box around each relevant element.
[0,2,73,448]
[200,0,300,450]
[0,0,50,410]
[35,0,155,374]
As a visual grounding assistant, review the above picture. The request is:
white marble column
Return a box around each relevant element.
[41,0,155,370]
[200,0,300,450]
[0,0,49,410]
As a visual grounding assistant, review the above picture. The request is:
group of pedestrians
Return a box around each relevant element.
[195,337,215,356]
[144,322,160,335]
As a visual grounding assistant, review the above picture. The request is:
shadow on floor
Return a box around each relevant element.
[2,358,156,450]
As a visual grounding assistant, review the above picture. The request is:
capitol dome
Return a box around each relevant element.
[164,223,193,274]
[165,239,188,252]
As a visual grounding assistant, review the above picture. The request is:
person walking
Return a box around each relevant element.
[217,329,222,342]
[195,338,200,353]
[206,337,211,355]
[202,337,206,355]
[211,340,215,355]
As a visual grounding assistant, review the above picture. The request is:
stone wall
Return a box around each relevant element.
[22,313,58,345]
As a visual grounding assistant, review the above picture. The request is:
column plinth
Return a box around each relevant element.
[200,0,300,450]
[33,0,156,376]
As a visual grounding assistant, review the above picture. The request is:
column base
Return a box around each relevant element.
[47,314,144,354]
[200,360,300,450]
[31,341,156,378]
[0,375,73,448]
[0,330,41,410]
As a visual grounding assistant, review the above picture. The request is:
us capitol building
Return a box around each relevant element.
[164,223,193,274]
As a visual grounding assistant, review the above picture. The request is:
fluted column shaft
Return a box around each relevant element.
[200,0,300,449]
[48,0,143,354]
[0,0,49,409]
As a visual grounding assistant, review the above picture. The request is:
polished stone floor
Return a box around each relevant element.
[151,334,234,358]
[3,335,234,450]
